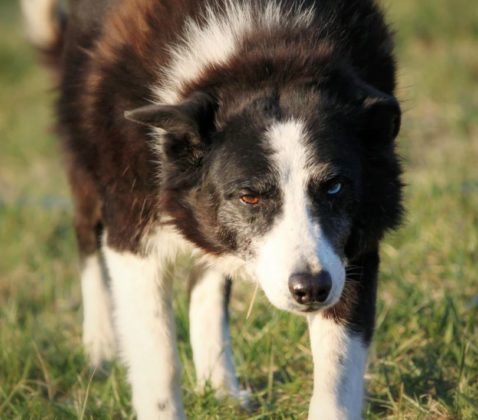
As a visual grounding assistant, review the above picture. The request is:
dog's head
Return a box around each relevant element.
[126,73,402,314]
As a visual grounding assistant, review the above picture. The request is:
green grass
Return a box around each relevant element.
[1,0,477,418]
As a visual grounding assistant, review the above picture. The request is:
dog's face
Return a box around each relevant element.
[126,80,401,314]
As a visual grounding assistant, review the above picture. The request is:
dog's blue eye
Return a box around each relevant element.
[327,182,342,195]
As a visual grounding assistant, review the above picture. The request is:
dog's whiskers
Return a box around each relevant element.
[246,281,260,320]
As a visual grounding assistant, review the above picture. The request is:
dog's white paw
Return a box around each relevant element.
[217,386,254,411]
[235,388,254,411]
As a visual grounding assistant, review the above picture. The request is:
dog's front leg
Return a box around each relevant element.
[307,251,379,419]
[307,315,368,420]
[104,246,185,420]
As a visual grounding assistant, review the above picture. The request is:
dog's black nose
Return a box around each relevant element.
[288,271,332,305]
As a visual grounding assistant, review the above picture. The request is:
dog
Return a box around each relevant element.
[22,0,403,418]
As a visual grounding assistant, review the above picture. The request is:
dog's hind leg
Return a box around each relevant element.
[189,264,246,404]
[80,252,116,367]
[68,162,116,368]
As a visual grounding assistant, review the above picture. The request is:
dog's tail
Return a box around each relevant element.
[20,0,67,71]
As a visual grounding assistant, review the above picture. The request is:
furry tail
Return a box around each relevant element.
[21,0,66,69]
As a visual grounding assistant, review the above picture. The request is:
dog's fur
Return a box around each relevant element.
[22,0,403,418]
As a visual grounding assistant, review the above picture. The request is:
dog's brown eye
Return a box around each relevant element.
[240,194,260,205]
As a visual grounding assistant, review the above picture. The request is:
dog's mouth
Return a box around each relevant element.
[301,304,323,313]
[287,300,327,314]
[293,302,330,313]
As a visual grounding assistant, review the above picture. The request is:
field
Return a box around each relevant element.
[1,0,477,418]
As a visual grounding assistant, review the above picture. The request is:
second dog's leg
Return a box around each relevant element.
[105,245,184,420]
[189,266,241,400]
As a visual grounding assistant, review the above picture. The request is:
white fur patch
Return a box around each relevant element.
[104,240,185,420]
[308,315,367,420]
[21,0,60,49]
[252,120,345,312]
[153,0,314,104]
[189,267,241,399]
[144,222,194,261]
[81,254,116,367]
[146,219,247,279]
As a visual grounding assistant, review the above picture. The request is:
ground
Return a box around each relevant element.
[1,0,477,418]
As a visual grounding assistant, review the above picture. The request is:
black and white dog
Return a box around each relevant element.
[22,0,403,418]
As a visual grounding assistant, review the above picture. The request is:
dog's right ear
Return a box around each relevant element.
[124,92,217,162]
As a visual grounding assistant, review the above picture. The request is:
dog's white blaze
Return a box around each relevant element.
[104,242,185,420]
[189,267,242,399]
[81,253,116,367]
[21,0,60,49]
[254,120,345,312]
[308,315,368,419]
[154,1,314,104]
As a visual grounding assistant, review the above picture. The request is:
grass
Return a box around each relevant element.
[1,0,477,418]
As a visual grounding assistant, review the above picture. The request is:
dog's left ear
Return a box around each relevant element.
[362,94,401,141]
[357,83,401,143]
[124,91,217,150]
